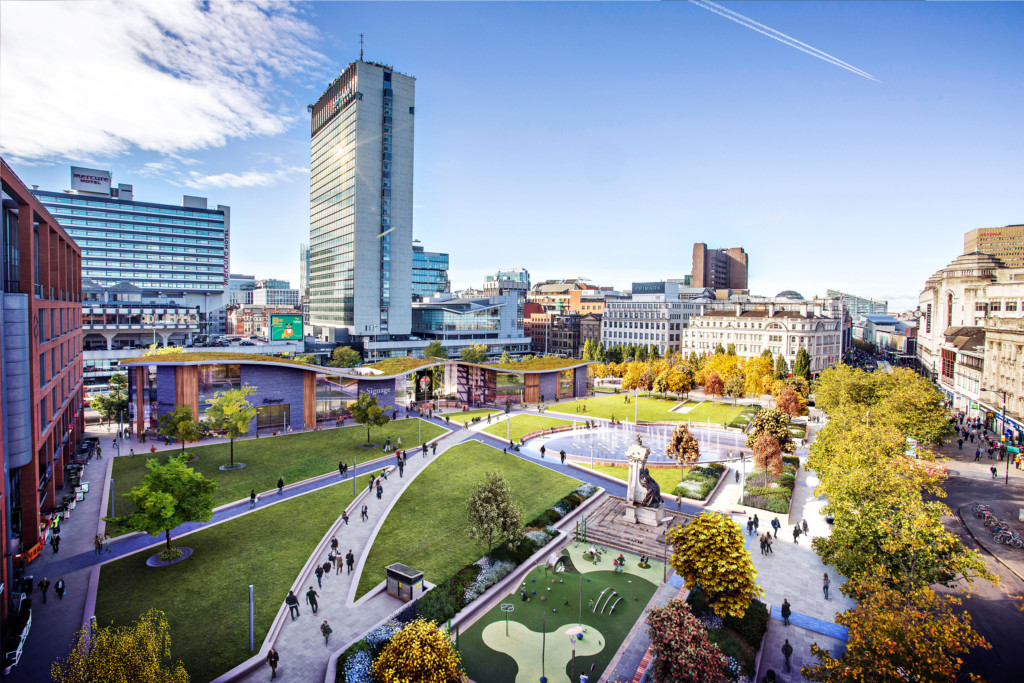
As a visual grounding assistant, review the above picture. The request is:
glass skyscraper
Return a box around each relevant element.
[309,60,415,341]
[412,244,450,301]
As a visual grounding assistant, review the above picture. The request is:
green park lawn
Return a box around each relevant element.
[441,408,503,425]
[109,419,443,519]
[591,464,689,492]
[549,393,744,425]
[482,414,578,443]
[355,441,580,598]
[95,475,365,683]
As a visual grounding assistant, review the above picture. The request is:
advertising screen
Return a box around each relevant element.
[269,315,303,341]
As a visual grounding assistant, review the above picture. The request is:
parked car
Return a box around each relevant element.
[239,340,256,346]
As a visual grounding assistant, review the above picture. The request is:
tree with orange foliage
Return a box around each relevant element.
[751,432,783,487]
[777,387,807,418]
[705,372,724,397]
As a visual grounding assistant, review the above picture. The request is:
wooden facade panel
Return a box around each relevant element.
[525,374,540,404]
[135,367,145,437]
[303,371,316,429]
[175,366,199,418]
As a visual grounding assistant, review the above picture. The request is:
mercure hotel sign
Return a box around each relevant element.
[71,166,111,194]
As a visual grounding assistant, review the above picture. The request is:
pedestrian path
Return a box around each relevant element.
[230,428,477,683]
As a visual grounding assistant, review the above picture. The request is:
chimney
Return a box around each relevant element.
[800,302,809,316]
[735,303,742,317]
[768,303,776,317]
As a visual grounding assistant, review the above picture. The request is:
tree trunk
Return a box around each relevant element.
[165,528,172,551]
[680,463,684,484]
[366,426,371,444]
[230,437,234,467]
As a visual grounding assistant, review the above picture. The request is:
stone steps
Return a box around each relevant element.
[576,496,693,559]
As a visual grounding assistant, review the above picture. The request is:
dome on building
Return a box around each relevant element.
[775,290,804,300]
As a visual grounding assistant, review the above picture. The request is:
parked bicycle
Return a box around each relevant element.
[994,531,1024,549]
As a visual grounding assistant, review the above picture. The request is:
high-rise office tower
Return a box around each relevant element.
[692,243,748,290]
[964,224,1024,269]
[308,60,415,342]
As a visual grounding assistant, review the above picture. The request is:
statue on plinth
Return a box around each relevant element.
[638,467,662,508]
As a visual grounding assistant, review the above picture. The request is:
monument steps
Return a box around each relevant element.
[577,495,693,560]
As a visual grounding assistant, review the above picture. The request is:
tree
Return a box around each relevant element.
[649,344,660,361]
[667,512,762,618]
[295,353,319,365]
[498,350,513,364]
[802,573,989,683]
[745,408,796,453]
[606,345,624,364]
[743,355,774,397]
[51,608,189,683]
[467,470,523,559]
[793,347,812,381]
[666,424,701,482]
[595,341,606,362]
[423,340,448,359]
[653,369,671,396]
[773,353,788,379]
[751,432,783,487]
[329,346,361,368]
[113,454,217,552]
[459,343,489,364]
[704,371,724,397]
[638,366,655,392]
[646,598,728,683]
[777,388,807,417]
[157,406,203,456]
[144,344,185,356]
[724,375,745,404]
[349,393,390,444]
[92,373,129,427]
[726,343,736,356]
[636,344,648,362]
[204,386,257,468]
[370,619,464,682]
[714,343,725,355]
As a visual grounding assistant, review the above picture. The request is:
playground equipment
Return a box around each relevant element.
[593,587,611,612]
[608,596,624,614]
[599,591,618,614]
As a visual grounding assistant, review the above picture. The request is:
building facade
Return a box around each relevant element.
[980,317,1024,439]
[229,274,256,306]
[825,288,888,318]
[412,244,450,301]
[252,286,300,307]
[2,159,85,629]
[33,168,229,392]
[692,244,748,290]
[964,224,1024,269]
[309,60,415,342]
[483,269,530,328]
[601,282,710,356]
[226,305,302,338]
[680,298,846,375]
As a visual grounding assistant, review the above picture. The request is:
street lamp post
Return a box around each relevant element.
[981,388,1011,484]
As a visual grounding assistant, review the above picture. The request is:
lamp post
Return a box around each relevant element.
[981,388,1011,484]
[662,521,675,583]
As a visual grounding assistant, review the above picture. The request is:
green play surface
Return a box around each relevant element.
[459,546,659,683]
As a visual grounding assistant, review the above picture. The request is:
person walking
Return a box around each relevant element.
[759,534,767,556]
[823,573,831,600]
[801,519,809,537]
[39,577,51,604]
[957,438,963,451]
[50,532,60,554]
[320,620,333,645]
[780,598,791,626]
[55,578,66,601]
[306,586,319,615]
[335,552,344,575]
[315,565,324,588]
[974,448,982,462]
[266,647,280,680]
[753,514,760,533]
[277,477,284,495]
[346,549,355,575]
[771,517,780,538]
[746,517,754,537]
[781,639,794,672]
[793,525,801,544]
[540,445,546,458]
[765,533,773,554]
[361,504,368,521]
[431,441,437,456]
[250,489,257,509]
[94,535,103,555]
[285,590,300,620]
[398,458,404,477]
[339,461,345,477]
[376,482,383,500]
[322,560,332,581]
[342,510,350,525]
[991,465,998,480]
[561,450,566,465]
[103,534,111,553]
[96,444,102,459]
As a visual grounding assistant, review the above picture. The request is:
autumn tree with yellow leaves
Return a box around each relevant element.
[370,619,464,682]
[667,511,762,619]
[52,609,189,683]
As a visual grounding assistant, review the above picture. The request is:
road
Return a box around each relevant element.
[937,476,1024,683]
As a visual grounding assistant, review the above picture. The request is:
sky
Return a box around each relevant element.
[2,1,1022,312]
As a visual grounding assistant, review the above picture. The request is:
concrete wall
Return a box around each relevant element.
[574,367,588,397]
[242,365,306,434]
[538,372,558,403]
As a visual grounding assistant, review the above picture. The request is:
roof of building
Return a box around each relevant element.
[118,352,326,372]
[942,326,986,353]
[775,290,804,300]
[863,314,899,324]
[700,309,820,320]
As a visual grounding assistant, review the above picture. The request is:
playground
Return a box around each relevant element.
[458,545,659,683]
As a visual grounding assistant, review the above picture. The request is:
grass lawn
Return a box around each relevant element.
[482,414,578,443]
[591,463,689,492]
[459,561,658,683]
[109,419,443,519]
[548,394,743,425]
[355,441,581,598]
[441,408,503,425]
[95,475,365,683]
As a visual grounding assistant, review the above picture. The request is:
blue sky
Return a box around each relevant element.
[2,1,1021,311]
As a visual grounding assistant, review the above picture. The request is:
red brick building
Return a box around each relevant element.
[1,158,84,630]
[226,304,300,337]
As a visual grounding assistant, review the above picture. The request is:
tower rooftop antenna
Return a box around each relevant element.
[360,33,364,61]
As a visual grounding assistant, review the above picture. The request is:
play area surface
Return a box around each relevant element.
[459,545,660,683]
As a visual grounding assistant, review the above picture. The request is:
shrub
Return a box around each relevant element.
[723,598,769,648]
[574,483,598,498]
[741,494,789,514]
[782,455,800,468]
[463,560,515,602]
[524,529,556,547]
[685,585,709,616]
[364,622,400,656]
[706,629,753,678]
[342,649,373,683]
[416,586,461,625]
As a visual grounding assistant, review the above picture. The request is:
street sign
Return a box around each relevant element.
[1008,446,1020,454]
[500,604,515,613]
[1005,429,1014,438]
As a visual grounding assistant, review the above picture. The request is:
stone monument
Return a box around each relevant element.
[624,439,664,526]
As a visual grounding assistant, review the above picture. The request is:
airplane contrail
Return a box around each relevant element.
[690,0,880,82]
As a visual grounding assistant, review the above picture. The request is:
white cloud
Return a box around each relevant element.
[0,0,323,162]
[182,166,308,189]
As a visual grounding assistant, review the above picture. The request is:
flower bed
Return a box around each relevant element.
[741,464,797,514]
[671,462,727,501]
[728,405,761,430]
[686,587,769,681]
